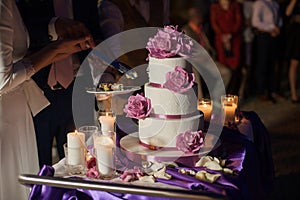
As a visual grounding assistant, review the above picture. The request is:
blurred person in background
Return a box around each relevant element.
[183,6,232,97]
[285,0,300,103]
[210,0,243,95]
[237,0,255,100]
[98,0,170,69]
[252,0,282,103]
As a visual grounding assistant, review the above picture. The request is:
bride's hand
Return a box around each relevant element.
[28,36,92,72]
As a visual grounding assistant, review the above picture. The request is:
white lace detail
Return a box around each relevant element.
[23,58,36,78]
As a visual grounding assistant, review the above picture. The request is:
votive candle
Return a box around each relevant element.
[99,112,115,132]
[198,98,212,121]
[221,95,238,125]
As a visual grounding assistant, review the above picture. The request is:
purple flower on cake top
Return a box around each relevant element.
[124,94,152,120]
[146,25,193,58]
[176,130,204,153]
[164,66,195,93]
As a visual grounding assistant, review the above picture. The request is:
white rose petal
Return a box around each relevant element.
[153,166,172,180]
[195,170,221,183]
[203,160,223,171]
[223,168,233,174]
[195,156,214,167]
[205,172,221,183]
[139,175,156,183]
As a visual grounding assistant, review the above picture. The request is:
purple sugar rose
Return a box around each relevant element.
[164,66,195,93]
[176,130,204,153]
[124,94,152,120]
[146,25,193,58]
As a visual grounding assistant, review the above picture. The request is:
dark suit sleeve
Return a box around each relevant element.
[17,0,55,52]
[73,0,102,44]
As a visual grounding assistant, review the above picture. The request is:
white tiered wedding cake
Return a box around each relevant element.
[124,26,203,152]
[138,56,201,148]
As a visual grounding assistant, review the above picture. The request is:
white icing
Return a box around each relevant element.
[148,56,192,84]
[139,114,202,148]
[137,56,203,148]
[145,83,197,115]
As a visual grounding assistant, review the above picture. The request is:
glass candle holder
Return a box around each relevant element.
[78,125,99,150]
[221,94,239,126]
[98,111,116,133]
[198,98,213,122]
[95,93,112,112]
[93,131,116,179]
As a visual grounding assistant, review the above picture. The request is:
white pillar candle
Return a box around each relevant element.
[94,136,115,176]
[99,113,115,132]
[198,99,212,121]
[67,130,85,166]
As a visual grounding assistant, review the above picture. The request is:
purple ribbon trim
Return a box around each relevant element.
[139,141,178,151]
[150,111,199,120]
[149,82,164,88]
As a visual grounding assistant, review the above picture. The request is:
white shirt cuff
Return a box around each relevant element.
[48,17,59,41]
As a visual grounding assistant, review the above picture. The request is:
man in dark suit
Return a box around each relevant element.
[17,0,101,167]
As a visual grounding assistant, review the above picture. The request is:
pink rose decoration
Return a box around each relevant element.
[146,25,193,58]
[124,94,152,119]
[176,130,204,153]
[86,166,100,179]
[164,66,195,93]
[120,166,146,182]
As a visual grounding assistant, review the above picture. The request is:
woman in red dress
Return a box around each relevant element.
[210,0,243,69]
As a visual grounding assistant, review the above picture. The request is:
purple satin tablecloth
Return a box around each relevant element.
[28,111,274,200]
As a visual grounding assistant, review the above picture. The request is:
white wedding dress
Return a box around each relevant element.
[0,1,48,199]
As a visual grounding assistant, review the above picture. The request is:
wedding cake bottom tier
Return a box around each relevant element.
[120,133,211,167]
[138,114,203,148]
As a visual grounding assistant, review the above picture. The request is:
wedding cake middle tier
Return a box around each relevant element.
[138,56,202,148]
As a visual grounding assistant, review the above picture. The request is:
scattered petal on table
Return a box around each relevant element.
[139,175,156,183]
[195,170,221,183]
[223,168,233,174]
[195,156,213,167]
[204,161,223,171]
[153,166,172,180]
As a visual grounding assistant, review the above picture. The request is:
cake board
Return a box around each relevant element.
[120,132,213,167]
